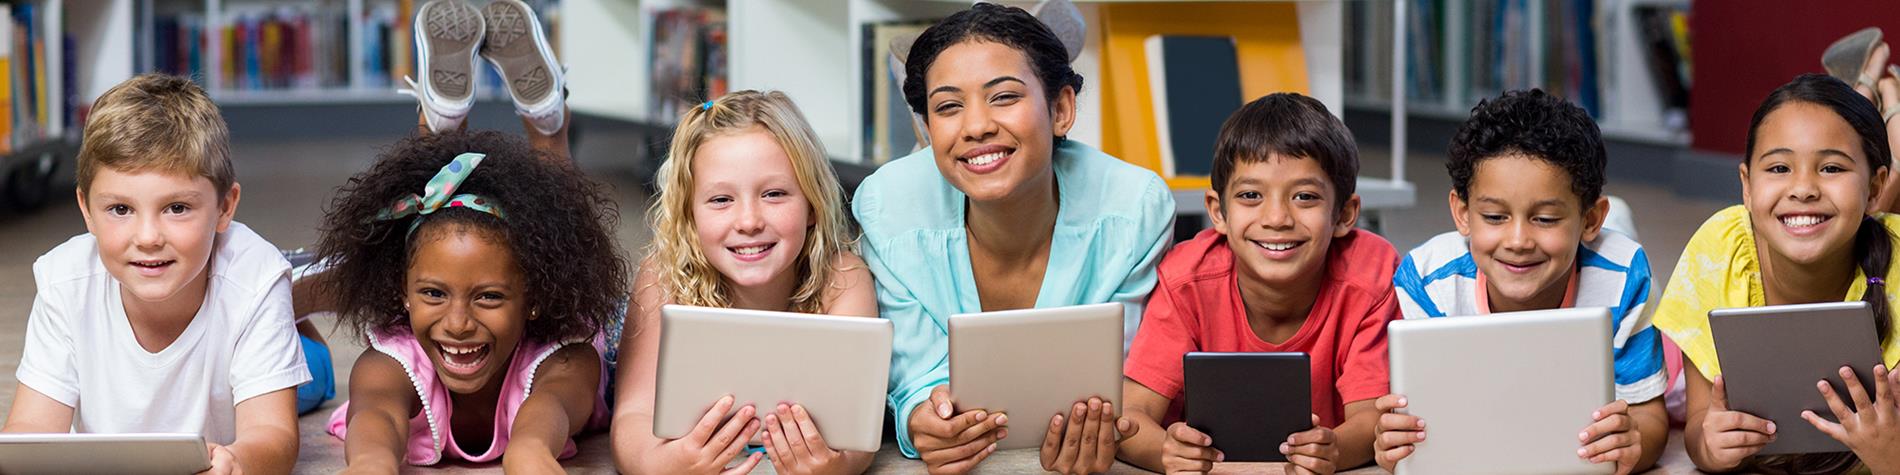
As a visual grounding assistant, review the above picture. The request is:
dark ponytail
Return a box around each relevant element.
[1857,215,1895,346]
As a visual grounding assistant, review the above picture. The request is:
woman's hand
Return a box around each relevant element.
[1802,364,1900,474]
[908,385,1007,475]
[647,395,765,475]
[1038,397,1137,475]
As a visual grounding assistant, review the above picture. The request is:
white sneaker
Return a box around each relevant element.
[404,0,484,134]
[480,0,565,136]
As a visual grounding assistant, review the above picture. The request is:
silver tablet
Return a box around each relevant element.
[949,303,1124,451]
[652,305,893,453]
[1389,307,1614,475]
[1710,301,1883,455]
[0,432,209,475]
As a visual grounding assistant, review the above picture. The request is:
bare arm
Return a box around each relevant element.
[1116,378,1173,472]
[227,388,300,474]
[610,263,764,475]
[1632,399,1669,472]
[820,252,879,318]
[505,344,603,470]
[1,384,73,432]
[341,350,419,474]
[1334,398,1378,470]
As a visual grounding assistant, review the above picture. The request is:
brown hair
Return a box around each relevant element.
[77,73,234,202]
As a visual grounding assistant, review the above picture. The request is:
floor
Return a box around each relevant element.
[0,130,1731,472]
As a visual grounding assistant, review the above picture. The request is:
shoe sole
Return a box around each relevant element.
[482,0,555,104]
[1823,27,1883,82]
[422,0,483,101]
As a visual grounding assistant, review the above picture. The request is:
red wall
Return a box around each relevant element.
[1690,0,1900,156]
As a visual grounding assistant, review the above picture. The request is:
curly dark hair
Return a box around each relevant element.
[1211,93,1359,213]
[1447,89,1607,207]
[903,2,1082,142]
[314,130,630,344]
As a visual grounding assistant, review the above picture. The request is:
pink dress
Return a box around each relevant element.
[327,326,611,465]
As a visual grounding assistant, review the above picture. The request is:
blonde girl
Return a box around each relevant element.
[609,90,878,475]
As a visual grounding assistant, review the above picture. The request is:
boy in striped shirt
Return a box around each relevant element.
[1375,89,1669,475]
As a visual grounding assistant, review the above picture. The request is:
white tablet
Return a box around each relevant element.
[1389,307,1614,475]
[652,305,893,452]
[949,302,1124,451]
[0,432,209,475]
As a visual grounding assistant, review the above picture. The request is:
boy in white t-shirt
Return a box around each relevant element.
[2,74,310,474]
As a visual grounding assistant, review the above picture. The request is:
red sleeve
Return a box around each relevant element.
[1124,277,1198,401]
[1335,283,1396,405]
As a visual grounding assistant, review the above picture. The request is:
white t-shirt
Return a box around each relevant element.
[15,222,311,444]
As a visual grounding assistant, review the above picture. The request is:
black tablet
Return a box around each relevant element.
[1183,352,1312,462]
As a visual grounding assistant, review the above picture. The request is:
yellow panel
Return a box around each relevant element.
[1096,3,1308,191]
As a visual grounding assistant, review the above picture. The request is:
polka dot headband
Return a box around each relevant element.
[372,152,505,236]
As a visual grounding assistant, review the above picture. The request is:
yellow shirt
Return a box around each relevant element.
[1652,205,1900,377]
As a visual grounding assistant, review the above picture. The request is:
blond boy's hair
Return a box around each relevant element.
[77,74,233,201]
[646,90,855,313]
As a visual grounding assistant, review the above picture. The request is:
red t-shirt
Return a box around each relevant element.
[1125,227,1399,428]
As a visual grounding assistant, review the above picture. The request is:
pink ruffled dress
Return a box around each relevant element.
[327,326,611,465]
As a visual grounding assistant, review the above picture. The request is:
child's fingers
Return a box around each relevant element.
[1579,412,1632,444]
[776,407,815,461]
[1378,412,1424,432]
[714,418,761,466]
[1586,446,1637,475]
[1377,426,1424,451]
[1713,426,1774,451]
[1711,376,1732,412]
[1284,453,1336,475]
[1818,378,1858,423]
[1803,410,1850,442]
[930,436,1000,467]
[689,395,737,442]
[1709,408,1775,436]
[790,405,834,456]
[1373,394,1407,412]
[1073,400,1106,472]
[763,412,795,464]
[1168,422,1213,447]
[720,452,764,475]
[1286,425,1334,446]
[1163,453,1215,475]
[1593,400,1631,420]
[1840,366,1876,411]
[761,423,791,471]
[1115,414,1142,442]
[1578,428,1634,460]
[709,404,757,454]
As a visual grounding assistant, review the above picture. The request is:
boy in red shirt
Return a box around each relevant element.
[1117,93,1398,475]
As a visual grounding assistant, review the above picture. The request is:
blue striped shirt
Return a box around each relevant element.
[1392,230,1666,402]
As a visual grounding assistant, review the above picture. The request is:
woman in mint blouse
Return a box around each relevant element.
[850,4,1174,473]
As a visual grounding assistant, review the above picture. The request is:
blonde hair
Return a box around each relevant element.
[77,74,233,202]
[646,90,855,313]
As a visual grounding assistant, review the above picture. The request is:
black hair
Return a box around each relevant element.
[1210,92,1359,212]
[314,130,630,344]
[1447,89,1607,208]
[902,2,1083,142]
[1745,74,1894,347]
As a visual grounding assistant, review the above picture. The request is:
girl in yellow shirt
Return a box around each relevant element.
[1654,74,1900,474]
